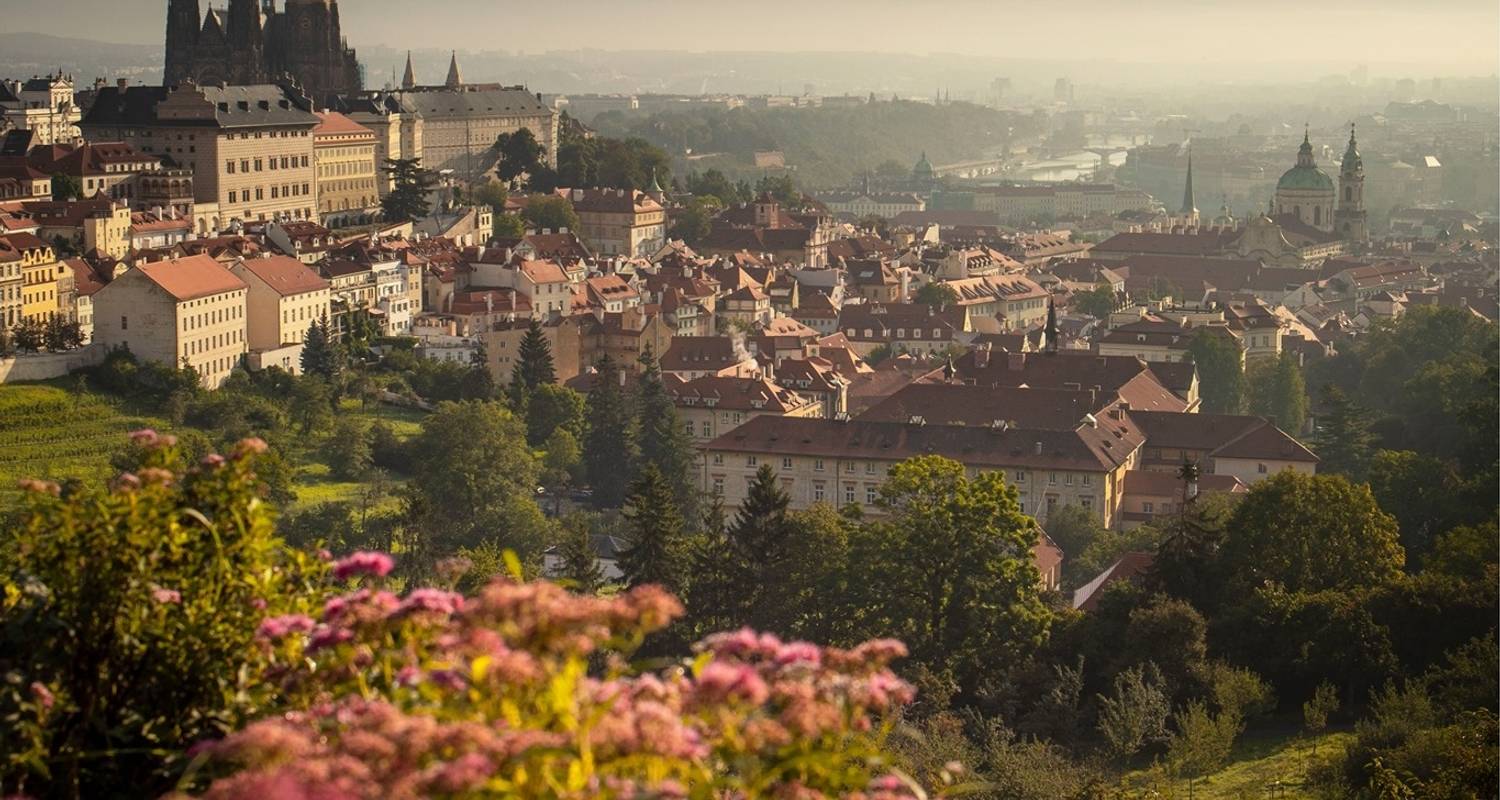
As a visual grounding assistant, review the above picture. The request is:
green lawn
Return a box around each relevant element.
[1125,729,1352,799]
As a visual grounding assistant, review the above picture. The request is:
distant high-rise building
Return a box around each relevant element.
[1053,78,1074,104]
[163,0,362,101]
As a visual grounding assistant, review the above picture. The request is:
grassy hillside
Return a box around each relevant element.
[0,383,171,498]
[0,383,426,510]
[1124,729,1352,799]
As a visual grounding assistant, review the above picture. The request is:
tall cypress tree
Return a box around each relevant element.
[583,356,638,508]
[725,464,794,631]
[380,157,438,222]
[618,464,687,591]
[1312,384,1375,479]
[514,319,557,390]
[635,346,699,517]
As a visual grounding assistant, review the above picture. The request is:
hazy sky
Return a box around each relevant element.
[12,0,1500,72]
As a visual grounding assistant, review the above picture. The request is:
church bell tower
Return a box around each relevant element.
[1335,124,1368,245]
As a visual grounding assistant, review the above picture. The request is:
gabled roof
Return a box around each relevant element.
[858,383,1110,431]
[131,254,246,301]
[1130,410,1316,463]
[1072,552,1155,611]
[233,255,328,297]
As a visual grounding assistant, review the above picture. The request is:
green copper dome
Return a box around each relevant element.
[1277,164,1334,191]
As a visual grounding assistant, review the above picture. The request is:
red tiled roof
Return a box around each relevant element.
[234,255,329,297]
[134,254,246,301]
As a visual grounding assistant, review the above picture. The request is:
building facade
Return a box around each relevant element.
[311,111,379,227]
[81,82,321,232]
[228,254,331,371]
[562,188,665,257]
[0,74,81,145]
[91,254,249,388]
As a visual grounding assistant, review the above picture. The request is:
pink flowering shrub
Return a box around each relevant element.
[181,562,944,799]
[0,433,327,799]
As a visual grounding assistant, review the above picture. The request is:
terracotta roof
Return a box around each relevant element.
[1072,552,1155,611]
[133,254,246,301]
[1122,469,1245,498]
[661,336,750,372]
[233,255,329,297]
[858,383,1110,430]
[670,376,812,412]
[312,111,375,138]
[952,350,1189,413]
[1131,411,1316,463]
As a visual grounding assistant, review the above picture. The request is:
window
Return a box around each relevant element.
[1143,502,1154,513]
[684,421,694,436]
[1064,473,1074,486]
[814,459,825,472]
[844,486,856,504]
[865,462,876,475]
[866,485,878,504]
[844,462,855,474]
[712,453,723,466]
[1257,463,1268,474]
[226,160,235,174]
[782,457,793,469]
[746,456,758,467]
[813,483,825,502]
[120,315,128,330]
[1081,497,1094,510]
[1048,472,1058,486]
[1014,471,1026,482]
[712,477,724,495]
[1082,475,1092,487]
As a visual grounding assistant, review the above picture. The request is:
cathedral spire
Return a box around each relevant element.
[1296,124,1316,167]
[401,50,416,89]
[1341,123,1362,173]
[444,50,463,88]
[1180,150,1198,216]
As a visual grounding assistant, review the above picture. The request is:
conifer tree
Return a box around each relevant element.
[725,464,794,630]
[1312,384,1375,479]
[583,356,638,508]
[618,464,687,592]
[299,314,344,382]
[635,346,698,516]
[684,494,736,636]
[513,319,556,390]
[460,342,496,401]
[554,516,606,594]
[380,157,438,222]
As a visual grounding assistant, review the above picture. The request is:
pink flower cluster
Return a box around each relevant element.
[332,551,396,580]
[195,562,929,799]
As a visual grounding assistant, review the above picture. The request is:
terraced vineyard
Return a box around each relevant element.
[0,384,171,497]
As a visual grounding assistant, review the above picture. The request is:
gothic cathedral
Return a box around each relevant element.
[164,0,362,101]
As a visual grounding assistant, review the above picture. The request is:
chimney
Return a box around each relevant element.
[1007,351,1026,371]
[1033,441,1043,455]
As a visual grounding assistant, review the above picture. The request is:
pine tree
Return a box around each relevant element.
[513,319,556,390]
[380,157,438,222]
[684,495,736,636]
[1312,384,1375,479]
[583,356,638,508]
[618,464,687,591]
[635,346,698,517]
[554,516,606,594]
[460,342,496,401]
[300,315,344,382]
[725,464,794,630]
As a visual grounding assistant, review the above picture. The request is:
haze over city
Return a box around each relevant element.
[0,1,1495,798]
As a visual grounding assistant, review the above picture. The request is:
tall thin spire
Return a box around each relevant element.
[1044,298,1059,355]
[444,50,462,88]
[1180,150,1198,216]
[401,50,416,89]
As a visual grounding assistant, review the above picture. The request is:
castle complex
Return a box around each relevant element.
[164,0,362,100]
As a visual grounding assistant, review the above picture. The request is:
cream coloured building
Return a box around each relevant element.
[228,255,331,373]
[671,375,823,443]
[703,415,1142,528]
[0,74,81,146]
[560,188,666,257]
[393,57,557,180]
[80,82,320,232]
[91,254,248,388]
[312,111,380,228]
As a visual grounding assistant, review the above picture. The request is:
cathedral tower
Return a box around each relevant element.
[1274,128,1336,232]
[1178,150,1200,227]
[1335,124,1368,244]
[164,0,201,86]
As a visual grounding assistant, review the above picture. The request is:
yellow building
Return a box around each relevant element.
[0,233,38,327]
[229,254,331,373]
[4,233,66,324]
[91,254,248,388]
[312,111,380,228]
